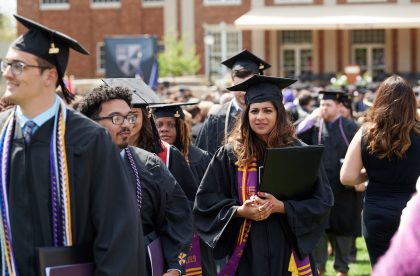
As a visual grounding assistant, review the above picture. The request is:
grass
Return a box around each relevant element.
[324,237,372,276]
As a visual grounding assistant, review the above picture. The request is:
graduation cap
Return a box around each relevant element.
[11,14,89,102]
[222,49,271,75]
[226,75,297,105]
[101,78,162,107]
[340,92,353,109]
[319,90,346,102]
[151,101,200,120]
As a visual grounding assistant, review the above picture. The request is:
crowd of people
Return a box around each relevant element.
[0,14,419,276]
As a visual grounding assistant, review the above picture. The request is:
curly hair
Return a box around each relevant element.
[132,107,163,154]
[228,99,296,166]
[174,117,192,160]
[77,85,132,119]
[364,75,420,160]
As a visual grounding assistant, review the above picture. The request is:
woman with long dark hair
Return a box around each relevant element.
[193,75,333,275]
[341,75,420,266]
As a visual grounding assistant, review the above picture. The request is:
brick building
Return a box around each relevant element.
[16,0,420,83]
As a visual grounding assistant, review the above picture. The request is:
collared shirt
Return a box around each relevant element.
[231,98,243,115]
[16,96,60,134]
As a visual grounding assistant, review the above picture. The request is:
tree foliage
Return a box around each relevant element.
[0,14,16,41]
[158,34,200,77]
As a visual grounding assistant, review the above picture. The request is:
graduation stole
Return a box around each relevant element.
[219,159,313,276]
[158,140,170,167]
[0,100,71,276]
[317,117,349,146]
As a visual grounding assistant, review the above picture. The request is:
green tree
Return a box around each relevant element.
[158,34,200,77]
[0,14,16,41]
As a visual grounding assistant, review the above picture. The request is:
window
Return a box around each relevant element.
[91,0,120,9]
[352,30,385,81]
[274,0,313,4]
[347,0,386,3]
[203,0,241,5]
[97,42,105,74]
[280,31,313,80]
[40,0,69,10]
[204,25,242,78]
[142,0,164,7]
[42,0,68,3]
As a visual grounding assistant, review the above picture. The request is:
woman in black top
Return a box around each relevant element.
[341,75,420,266]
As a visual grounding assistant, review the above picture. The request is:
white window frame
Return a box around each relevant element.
[204,23,242,78]
[280,44,312,79]
[351,44,385,77]
[90,0,121,9]
[40,0,70,10]
[142,0,164,8]
[274,0,313,4]
[96,42,105,75]
[203,0,241,6]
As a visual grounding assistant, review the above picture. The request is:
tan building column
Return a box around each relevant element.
[324,30,337,73]
[164,0,177,39]
[251,0,265,59]
[269,31,278,76]
[181,0,195,54]
[398,29,410,73]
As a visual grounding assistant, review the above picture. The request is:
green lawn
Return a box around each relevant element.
[324,237,372,276]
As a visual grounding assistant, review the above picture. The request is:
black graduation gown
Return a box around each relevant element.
[125,146,193,274]
[187,144,211,185]
[1,109,144,276]
[194,101,240,156]
[185,144,216,276]
[193,142,333,276]
[166,145,198,204]
[298,116,361,235]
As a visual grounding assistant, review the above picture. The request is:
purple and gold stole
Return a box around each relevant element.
[218,160,313,276]
[185,233,202,276]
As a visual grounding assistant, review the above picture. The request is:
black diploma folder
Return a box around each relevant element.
[259,145,324,200]
[37,245,94,276]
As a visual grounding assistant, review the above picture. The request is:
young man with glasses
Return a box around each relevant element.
[78,85,193,276]
[0,15,144,276]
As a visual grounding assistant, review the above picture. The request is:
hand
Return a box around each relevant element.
[309,107,321,120]
[354,182,366,192]
[236,198,274,221]
[253,192,285,214]
[163,269,181,276]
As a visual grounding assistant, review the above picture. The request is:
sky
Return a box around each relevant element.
[1,0,17,16]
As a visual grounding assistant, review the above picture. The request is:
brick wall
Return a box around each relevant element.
[17,0,164,78]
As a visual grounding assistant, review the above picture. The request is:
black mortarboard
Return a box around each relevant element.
[226,75,297,105]
[340,92,353,109]
[151,101,200,120]
[221,50,271,75]
[11,14,89,102]
[102,78,162,107]
[319,90,346,102]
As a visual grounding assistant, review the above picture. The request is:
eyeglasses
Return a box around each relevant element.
[1,60,51,76]
[94,113,137,125]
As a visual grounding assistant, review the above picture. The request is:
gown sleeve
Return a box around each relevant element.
[283,160,334,258]
[193,146,243,259]
[90,129,145,276]
[151,155,193,273]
